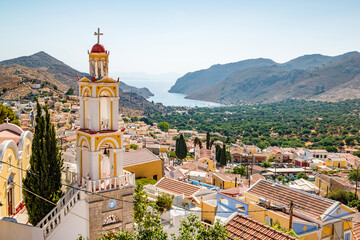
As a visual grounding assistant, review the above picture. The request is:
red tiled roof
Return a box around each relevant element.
[250,173,265,182]
[227,214,297,240]
[354,213,360,240]
[220,187,246,197]
[246,180,335,219]
[123,149,160,167]
[200,148,211,159]
[0,129,21,144]
[182,162,197,171]
[155,177,200,197]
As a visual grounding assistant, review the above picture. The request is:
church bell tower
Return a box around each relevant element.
[75,28,134,239]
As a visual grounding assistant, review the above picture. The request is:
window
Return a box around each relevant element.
[235,204,245,212]
[338,162,341,168]
[220,197,229,205]
[153,175,158,181]
[344,230,351,240]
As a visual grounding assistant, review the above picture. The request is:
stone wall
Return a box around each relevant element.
[88,187,134,240]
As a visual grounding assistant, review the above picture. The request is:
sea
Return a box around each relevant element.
[121,78,223,108]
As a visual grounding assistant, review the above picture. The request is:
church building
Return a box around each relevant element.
[0,121,32,218]
[36,29,135,240]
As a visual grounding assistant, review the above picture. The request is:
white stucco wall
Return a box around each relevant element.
[47,197,89,240]
[0,219,43,240]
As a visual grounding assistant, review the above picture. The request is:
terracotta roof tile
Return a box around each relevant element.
[227,214,297,240]
[246,180,335,219]
[354,213,360,240]
[123,148,160,167]
[155,177,200,197]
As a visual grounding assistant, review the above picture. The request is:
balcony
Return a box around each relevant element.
[80,170,135,193]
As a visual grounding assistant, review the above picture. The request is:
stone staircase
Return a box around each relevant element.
[37,186,81,239]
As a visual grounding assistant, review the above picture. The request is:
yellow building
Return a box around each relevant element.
[123,149,163,181]
[0,123,32,218]
[243,180,356,240]
[326,155,348,168]
[212,173,238,189]
[198,157,216,172]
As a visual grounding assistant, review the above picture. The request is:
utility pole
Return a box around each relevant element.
[289,201,294,230]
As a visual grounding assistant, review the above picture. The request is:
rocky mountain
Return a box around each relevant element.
[119,81,154,98]
[0,51,88,92]
[169,58,276,95]
[0,52,160,113]
[170,51,360,104]
[0,51,154,98]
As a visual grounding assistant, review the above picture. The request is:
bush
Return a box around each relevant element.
[130,144,139,150]
[297,172,309,180]
[155,193,174,212]
[135,178,157,187]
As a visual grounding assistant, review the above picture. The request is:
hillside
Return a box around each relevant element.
[0,52,161,113]
[168,58,276,94]
[0,51,88,92]
[170,51,360,104]
[0,51,154,98]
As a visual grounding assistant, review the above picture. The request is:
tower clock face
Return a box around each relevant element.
[108,199,117,209]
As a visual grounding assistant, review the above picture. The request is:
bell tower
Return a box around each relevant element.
[75,29,135,239]
[89,28,109,79]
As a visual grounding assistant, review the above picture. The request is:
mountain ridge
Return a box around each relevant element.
[170,51,360,104]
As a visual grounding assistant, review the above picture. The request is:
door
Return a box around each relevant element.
[7,187,13,216]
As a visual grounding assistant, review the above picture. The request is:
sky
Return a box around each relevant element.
[1,0,360,76]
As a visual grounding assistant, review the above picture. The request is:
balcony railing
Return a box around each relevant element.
[80,170,135,193]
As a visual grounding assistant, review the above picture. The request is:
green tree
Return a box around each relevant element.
[135,178,157,187]
[132,185,168,240]
[206,132,210,149]
[220,143,227,166]
[296,172,309,180]
[327,189,358,205]
[261,161,272,168]
[155,193,174,212]
[158,121,170,132]
[193,137,202,149]
[0,104,20,126]
[131,116,139,122]
[348,169,360,182]
[176,134,187,161]
[22,102,63,225]
[233,166,246,176]
[353,151,360,158]
[130,144,139,150]
[65,87,74,95]
[177,214,229,240]
[215,145,221,163]
[325,146,338,153]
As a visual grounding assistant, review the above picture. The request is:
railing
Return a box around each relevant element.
[37,186,81,239]
[81,170,135,193]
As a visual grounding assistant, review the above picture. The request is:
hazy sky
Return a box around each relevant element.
[1,0,360,75]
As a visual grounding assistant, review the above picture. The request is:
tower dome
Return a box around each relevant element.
[91,43,106,53]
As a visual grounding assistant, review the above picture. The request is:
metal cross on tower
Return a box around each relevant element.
[94,28,103,44]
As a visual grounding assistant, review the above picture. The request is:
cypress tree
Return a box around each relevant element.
[220,143,227,166]
[175,134,187,162]
[206,132,210,149]
[23,102,63,225]
[215,145,221,163]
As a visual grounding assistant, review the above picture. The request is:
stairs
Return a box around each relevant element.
[37,185,81,239]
